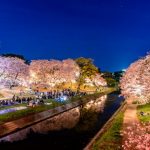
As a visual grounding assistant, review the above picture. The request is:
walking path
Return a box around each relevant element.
[122,97,139,147]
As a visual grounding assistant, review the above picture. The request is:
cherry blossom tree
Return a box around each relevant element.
[29,58,107,90]
[29,59,80,88]
[29,60,52,86]
[0,56,29,88]
[0,56,10,78]
[0,56,106,90]
[120,53,150,103]
[92,73,107,88]
[82,74,107,91]
[61,59,80,83]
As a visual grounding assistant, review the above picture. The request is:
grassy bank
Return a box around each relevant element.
[0,87,116,124]
[71,87,116,103]
[137,103,150,123]
[92,109,124,150]
[0,99,64,124]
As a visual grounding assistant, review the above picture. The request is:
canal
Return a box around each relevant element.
[0,92,124,150]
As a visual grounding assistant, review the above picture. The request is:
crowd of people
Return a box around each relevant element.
[0,89,86,107]
[35,89,86,99]
[0,96,34,107]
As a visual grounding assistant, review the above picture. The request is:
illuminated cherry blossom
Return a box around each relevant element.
[0,56,29,88]
[29,59,80,87]
[120,54,150,103]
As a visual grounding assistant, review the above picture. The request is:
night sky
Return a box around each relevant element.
[0,0,150,71]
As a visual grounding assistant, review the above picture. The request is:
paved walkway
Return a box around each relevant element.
[122,97,139,147]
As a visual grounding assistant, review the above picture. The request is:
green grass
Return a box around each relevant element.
[0,99,65,124]
[0,96,87,124]
[0,106,44,124]
[92,112,124,150]
[0,98,69,124]
[137,103,150,123]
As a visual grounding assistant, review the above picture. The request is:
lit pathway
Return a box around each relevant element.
[122,97,139,147]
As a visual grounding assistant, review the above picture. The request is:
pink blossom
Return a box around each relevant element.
[122,122,150,150]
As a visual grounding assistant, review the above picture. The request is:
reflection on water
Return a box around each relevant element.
[74,95,107,132]
[84,95,107,112]
[0,93,124,150]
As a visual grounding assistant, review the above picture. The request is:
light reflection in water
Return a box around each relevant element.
[84,95,107,112]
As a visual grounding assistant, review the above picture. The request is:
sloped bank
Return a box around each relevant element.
[84,101,127,150]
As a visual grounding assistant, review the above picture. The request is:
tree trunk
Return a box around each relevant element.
[77,82,81,93]
[9,84,13,89]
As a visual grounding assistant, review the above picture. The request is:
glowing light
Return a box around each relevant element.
[55,96,68,102]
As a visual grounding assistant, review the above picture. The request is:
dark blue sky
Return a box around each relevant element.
[0,0,150,71]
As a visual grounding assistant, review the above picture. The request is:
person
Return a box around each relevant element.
[140,111,144,116]
[12,95,16,100]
